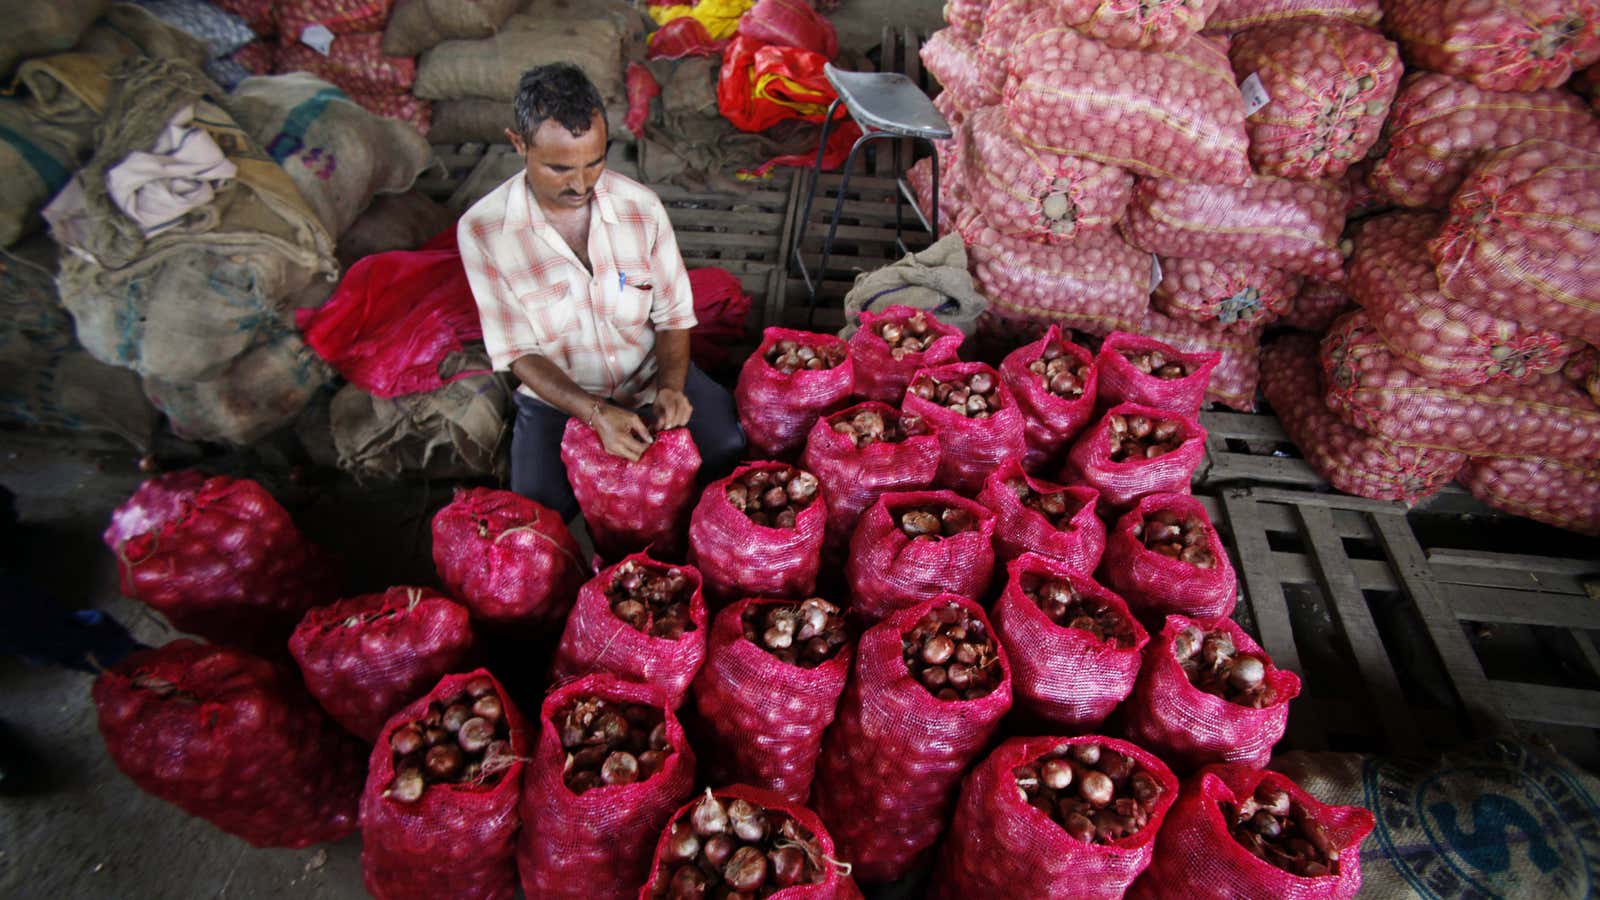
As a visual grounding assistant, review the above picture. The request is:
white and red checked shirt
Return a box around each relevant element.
[458,168,697,407]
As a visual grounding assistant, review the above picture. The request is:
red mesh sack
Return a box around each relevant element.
[232,40,276,75]
[946,0,989,34]
[1003,24,1251,183]
[1101,493,1239,622]
[801,402,943,558]
[1064,404,1207,509]
[561,421,702,560]
[810,594,1013,883]
[735,328,855,460]
[1095,333,1220,416]
[349,92,431,134]
[1458,456,1600,537]
[1320,311,1600,460]
[687,462,828,603]
[550,553,709,709]
[908,156,965,239]
[94,640,363,848]
[519,675,695,900]
[1262,336,1467,504]
[977,461,1106,573]
[103,471,337,650]
[999,325,1100,472]
[275,33,415,95]
[1227,21,1401,181]
[1134,310,1265,412]
[431,487,586,628]
[361,670,531,900]
[963,105,1134,243]
[1130,765,1374,900]
[1049,0,1218,51]
[1204,0,1379,33]
[1124,616,1301,771]
[844,489,997,623]
[1153,257,1302,332]
[216,0,276,35]
[921,27,1001,112]
[1385,0,1600,93]
[640,784,860,898]
[1282,279,1352,333]
[1121,176,1350,279]
[738,0,838,58]
[961,214,1151,338]
[847,305,964,403]
[691,597,853,802]
[277,0,392,38]
[1429,139,1600,345]
[932,735,1179,899]
[1369,73,1600,210]
[902,360,1028,495]
[990,554,1147,731]
[1352,212,1581,385]
[289,587,474,741]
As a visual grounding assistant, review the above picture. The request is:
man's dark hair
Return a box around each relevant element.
[514,63,606,143]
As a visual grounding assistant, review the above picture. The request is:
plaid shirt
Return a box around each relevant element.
[459,169,697,407]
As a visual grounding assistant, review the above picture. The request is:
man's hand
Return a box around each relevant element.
[653,387,693,431]
[592,404,653,461]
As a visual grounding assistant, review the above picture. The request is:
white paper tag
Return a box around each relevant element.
[1240,72,1271,115]
[300,24,335,56]
[1149,255,1163,292]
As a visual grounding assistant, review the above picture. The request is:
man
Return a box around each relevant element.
[460,63,746,519]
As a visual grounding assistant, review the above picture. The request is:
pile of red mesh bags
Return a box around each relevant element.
[431,487,586,629]
[1153,257,1301,332]
[961,214,1151,338]
[1204,0,1379,34]
[963,106,1134,243]
[1384,0,1600,92]
[1121,176,1350,279]
[1457,457,1600,537]
[104,471,337,651]
[1048,0,1218,51]
[276,33,415,96]
[1281,279,1352,333]
[561,421,701,560]
[94,640,363,848]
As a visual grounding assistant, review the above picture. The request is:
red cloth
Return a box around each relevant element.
[626,62,660,136]
[688,267,750,369]
[648,16,727,60]
[739,0,839,59]
[296,237,486,398]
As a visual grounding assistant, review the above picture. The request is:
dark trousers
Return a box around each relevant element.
[510,364,746,521]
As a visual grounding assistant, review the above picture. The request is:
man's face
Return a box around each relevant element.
[508,111,608,212]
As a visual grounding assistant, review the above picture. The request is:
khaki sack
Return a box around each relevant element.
[413,4,644,105]
[144,331,333,445]
[0,0,109,79]
[330,351,512,479]
[75,2,210,69]
[335,189,454,269]
[428,96,629,145]
[382,0,520,57]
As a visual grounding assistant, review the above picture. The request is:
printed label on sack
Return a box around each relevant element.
[300,24,335,56]
[1150,255,1163,293]
[1240,73,1271,115]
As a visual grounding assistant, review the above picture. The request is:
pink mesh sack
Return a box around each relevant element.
[361,670,531,900]
[845,489,997,623]
[691,597,853,802]
[687,462,828,603]
[961,214,1151,338]
[1153,257,1302,331]
[1095,333,1220,417]
[963,105,1134,243]
[1282,279,1352,333]
[1342,159,1388,219]
[977,461,1105,573]
[736,328,855,460]
[518,675,695,900]
[945,0,989,34]
[990,554,1147,731]
[289,587,475,741]
[921,27,1001,111]
[932,735,1179,899]
[1064,404,1207,510]
[1003,23,1251,182]
[1352,212,1581,385]
[1369,73,1600,209]
[1048,0,1218,51]
[801,402,943,558]
[1458,457,1600,537]
[1262,336,1467,504]
[1123,615,1301,771]
[907,156,965,238]
[999,325,1100,472]
[1227,21,1400,180]
[1429,139,1600,346]
[561,421,702,560]
[275,33,415,95]
[847,305,964,403]
[1320,311,1600,460]
[811,595,1013,883]
[1130,765,1374,900]
[550,553,708,709]
[1134,310,1265,413]
[1384,0,1600,93]
[95,640,363,848]
[104,471,337,651]
[902,360,1028,495]
[1204,0,1379,34]
[1121,176,1350,279]
[431,487,586,628]
[1101,493,1239,622]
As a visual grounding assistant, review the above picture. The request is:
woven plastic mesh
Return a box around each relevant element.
[1383,0,1600,92]
[1204,0,1379,34]
[1052,0,1217,50]
[1063,402,1207,509]
[844,489,997,623]
[964,105,1133,244]
[801,402,943,560]
[1101,493,1239,623]
[736,328,856,460]
[998,325,1100,472]
[1281,279,1352,333]
[976,460,1105,574]
[847,305,964,404]
[561,420,702,561]
[1153,257,1301,332]
[430,487,586,628]
[1095,332,1220,417]
[901,360,1028,495]
[686,462,828,604]
[921,27,1001,111]
[1457,457,1600,537]
[961,213,1151,337]
[1134,309,1265,413]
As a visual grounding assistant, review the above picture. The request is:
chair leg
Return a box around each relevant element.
[809,130,879,330]
[791,97,845,301]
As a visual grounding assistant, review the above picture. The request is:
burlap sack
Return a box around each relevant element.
[428,96,630,144]
[383,0,521,56]
[75,2,210,69]
[839,233,988,339]
[335,190,454,269]
[224,73,434,239]
[144,331,333,445]
[329,351,513,479]
[0,0,109,78]
[0,99,83,248]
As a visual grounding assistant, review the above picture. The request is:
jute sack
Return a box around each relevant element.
[427,96,631,144]
[382,0,521,57]
[144,331,334,445]
[0,0,109,78]
[225,73,434,238]
[335,189,454,269]
[839,233,988,339]
[75,2,210,69]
